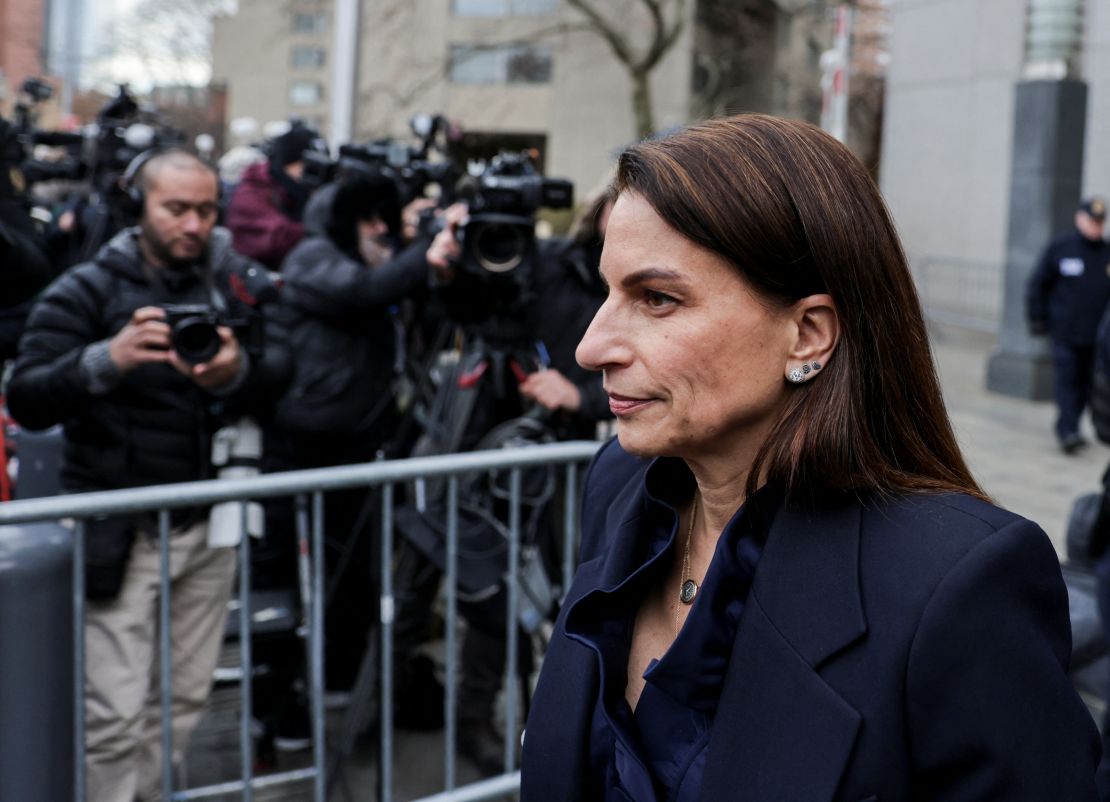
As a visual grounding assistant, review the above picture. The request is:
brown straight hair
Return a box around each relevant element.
[613,114,986,502]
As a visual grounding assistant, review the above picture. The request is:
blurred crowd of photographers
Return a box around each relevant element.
[1,76,611,780]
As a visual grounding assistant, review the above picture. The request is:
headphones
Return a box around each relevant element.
[118,148,221,219]
[119,147,165,218]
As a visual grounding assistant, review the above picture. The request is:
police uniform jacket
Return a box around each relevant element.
[520,439,1100,801]
[1027,228,1110,346]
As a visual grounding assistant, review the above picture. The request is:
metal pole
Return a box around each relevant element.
[60,0,82,117]
[238,504,254,802]
[562,462,578,598]
[328,0,361,146]
[444,477,459,790]
[409,772,522,802]
[73,520,86,802]
[504,470,521,773]
[820,3,854,143]
[159,510,174,802]
[305,493,326,802]
[380,484,395,802]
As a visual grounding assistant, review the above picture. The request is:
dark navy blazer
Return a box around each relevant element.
[521,439,1100,801]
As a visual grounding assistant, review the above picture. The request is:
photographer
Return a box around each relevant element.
[265,170,459,711]
[0,118,57,357]
[0,198,55,358]
[391,189,613,774]
[6,149,290,802]
[226,124,322,269]
[0,186,54,310]
[521,190,613,430]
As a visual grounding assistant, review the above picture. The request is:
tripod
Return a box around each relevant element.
[327,322,558,800]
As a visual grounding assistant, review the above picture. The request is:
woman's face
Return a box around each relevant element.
[576,193,795,462]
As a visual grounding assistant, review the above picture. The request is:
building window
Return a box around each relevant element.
[289,81,324,106]
[291,46,326,68]
[292,11,327,34]
[453,0,556,15]
[449,43,553,84]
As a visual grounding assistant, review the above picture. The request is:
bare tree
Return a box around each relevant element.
[565,0,687,139]
[102,0,236,86]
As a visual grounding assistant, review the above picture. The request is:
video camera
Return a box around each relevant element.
[1,82,183,200]
[302,114,462,205]
[451,150,572,280]
[0,79,82,196]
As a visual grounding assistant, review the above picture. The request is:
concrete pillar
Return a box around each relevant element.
[986,79,1087,399]
[986,0,1088,399]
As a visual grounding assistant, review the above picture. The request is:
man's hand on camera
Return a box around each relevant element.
[519,369,582,412]
[169,326,243,390]
[402,198,437,243]
[426,202,468,281]
[108,306,172,373]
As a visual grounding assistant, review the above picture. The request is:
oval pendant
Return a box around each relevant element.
[679,579,699,604]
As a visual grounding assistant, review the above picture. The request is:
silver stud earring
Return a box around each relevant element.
[788,368,805,383]
[811,361,822,371]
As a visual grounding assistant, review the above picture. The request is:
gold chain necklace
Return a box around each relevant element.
[674,489,700,636]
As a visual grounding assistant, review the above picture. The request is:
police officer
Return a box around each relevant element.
[1027,197,1110,453]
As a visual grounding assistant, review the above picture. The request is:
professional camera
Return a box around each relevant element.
[335,141,459,206]
[453,150,573,280]
[162,304,223,364]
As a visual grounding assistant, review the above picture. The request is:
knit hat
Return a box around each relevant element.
[271,125,320,168]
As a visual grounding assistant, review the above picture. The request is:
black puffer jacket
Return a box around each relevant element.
[273,201,430,440]
[7,227,291,493]
[530,237,610,435]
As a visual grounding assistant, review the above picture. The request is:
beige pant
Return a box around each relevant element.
[84,520,237,802]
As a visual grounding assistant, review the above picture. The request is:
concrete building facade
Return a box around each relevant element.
[879,0,1109,330]
[212,0,333,139]
[214,0,696,193]
[213,1,884,200]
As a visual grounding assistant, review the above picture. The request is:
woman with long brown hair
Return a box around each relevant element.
[519,115,1099,801]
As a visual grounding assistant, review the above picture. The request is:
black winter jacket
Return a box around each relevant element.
[7,227,291,493]
[273,224,430,441]
[529,237,610,436]
[1026,229,1110,345]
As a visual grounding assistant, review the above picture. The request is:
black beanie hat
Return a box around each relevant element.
[271,125,319,168]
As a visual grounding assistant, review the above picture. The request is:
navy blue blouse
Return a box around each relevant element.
[564,458,768,802]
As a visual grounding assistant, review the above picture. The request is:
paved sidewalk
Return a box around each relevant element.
[931,324,1109,556]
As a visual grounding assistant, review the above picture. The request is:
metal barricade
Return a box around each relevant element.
[911,255,1003,333]
[0,440,602,802]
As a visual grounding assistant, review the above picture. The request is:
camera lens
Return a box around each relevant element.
[172,318,221,364]
[473,222,526,274]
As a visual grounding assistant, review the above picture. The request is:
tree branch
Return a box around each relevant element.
[642,0,686,71]
[564,0,637,67]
